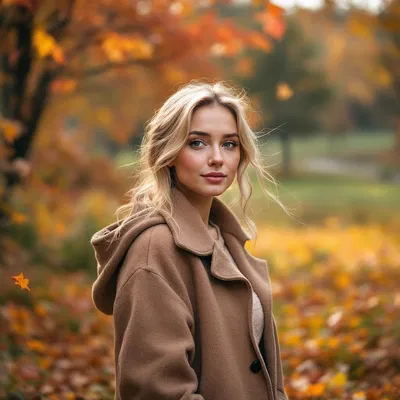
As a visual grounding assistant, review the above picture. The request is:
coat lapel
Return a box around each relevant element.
[159,187,250,255]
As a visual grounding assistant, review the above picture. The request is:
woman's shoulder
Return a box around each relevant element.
[124,222,178,264]
[119,222,195,308]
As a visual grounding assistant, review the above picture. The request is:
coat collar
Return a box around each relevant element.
[158,187,251,257]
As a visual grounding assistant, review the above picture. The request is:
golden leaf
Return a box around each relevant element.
[127,37,153,59]
[255,5,286,40]
[327,337,340,349]
[27,339,46,353]
[97,107,112,126]
[307,383,326,396]
[33,28,65,63]
[267,2,285,17]
[352,391,366,400]
[1,119,23,143]
[34,28,56,58]
[330,371,347,388]
[276,82,293,101]
[334,273,350,289]
[248,32,272,52]
[348,19,373,39]
[11,272,31,292]
[102,34,153,61]
[11,212,28,224]
[164,65,187,84]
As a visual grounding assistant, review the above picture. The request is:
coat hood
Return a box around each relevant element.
[90,187,251,315]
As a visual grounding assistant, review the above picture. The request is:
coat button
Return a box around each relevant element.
[250,359,261,373]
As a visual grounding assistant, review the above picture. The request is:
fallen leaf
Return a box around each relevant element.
[11,272,31,291]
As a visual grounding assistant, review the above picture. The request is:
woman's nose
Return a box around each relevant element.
[209,146,223,164]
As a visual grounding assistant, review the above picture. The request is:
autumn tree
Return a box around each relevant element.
[0,0,286,259]
[375,0,400,158]
[239,17,331,176]
[295,1,399,159]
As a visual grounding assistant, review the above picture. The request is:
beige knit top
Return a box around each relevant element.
[209,221,265,346]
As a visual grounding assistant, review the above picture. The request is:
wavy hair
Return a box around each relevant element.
[111,80,294,243]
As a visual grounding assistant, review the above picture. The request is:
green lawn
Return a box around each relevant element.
[223,172,400,226]
[259,130,395,168]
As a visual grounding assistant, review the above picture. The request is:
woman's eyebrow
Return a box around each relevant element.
[189,130,239,138]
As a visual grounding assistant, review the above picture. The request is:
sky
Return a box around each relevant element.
[269,0,384,13]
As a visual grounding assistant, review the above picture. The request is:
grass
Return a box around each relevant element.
[258,130,395,168]
[223,172,400,226]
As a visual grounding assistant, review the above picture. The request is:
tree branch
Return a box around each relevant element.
[60,57,156,79]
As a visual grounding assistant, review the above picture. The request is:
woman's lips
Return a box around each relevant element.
[202,175,226,183]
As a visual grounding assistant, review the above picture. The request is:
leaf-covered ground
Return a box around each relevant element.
[1,218,400,399]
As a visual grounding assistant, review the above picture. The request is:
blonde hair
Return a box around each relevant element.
[112,80,293,243]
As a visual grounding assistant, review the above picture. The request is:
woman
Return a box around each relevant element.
[91,81,290,400]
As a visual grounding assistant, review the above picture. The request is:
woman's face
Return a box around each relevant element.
[170,103,241,199]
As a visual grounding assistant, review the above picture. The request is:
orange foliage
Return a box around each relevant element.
[0,0,286,241]
[255,2,286,40]
[2,220,400,398]
[11,272,31,291]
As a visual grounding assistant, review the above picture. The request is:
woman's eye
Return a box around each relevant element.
[189,140,205,147]
[189,140,239,148]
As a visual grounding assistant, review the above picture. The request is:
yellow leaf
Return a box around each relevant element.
[349,316,361,327]
[169,1,193,16]
[11,272,31,292]
[330,371,347,388]
[102,34,153,61]
[284,332,302,346]
[334,273,350,289]
[11,212,28,224]
[97,107,112,126]
[376,66,392,87]
[34,28,56,58]
[55,222,66,235]
[276,82,293,101]
[52,47,65,64]
[164,65,187,84]
[308,315,324,332]
[307,383,326,396]
[127,37,153,59]
[348,19,373,39]
[327,337,340,349]
[248,32,272,52]
[38,356,52,369]
[34,303,47,317]
[33,28,65,63]
[27,339,46,353]
[1,119,23,143]
[255,7,286,40]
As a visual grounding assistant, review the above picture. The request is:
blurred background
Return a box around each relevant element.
[0,0,399,399]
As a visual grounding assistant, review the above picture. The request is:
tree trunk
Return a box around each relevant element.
[394,116,400,159]
[280,131,291,177]
[0,14,54,230]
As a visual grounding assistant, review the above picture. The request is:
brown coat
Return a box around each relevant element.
[91,187,289,400]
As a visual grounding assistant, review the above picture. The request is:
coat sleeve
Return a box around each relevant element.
[272,314,290,400]
[113,266,205,400]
